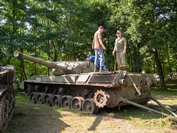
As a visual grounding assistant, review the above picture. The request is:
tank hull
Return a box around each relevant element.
[21,70,156,114]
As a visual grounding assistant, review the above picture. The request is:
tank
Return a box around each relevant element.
[14,52,177,118]
[0,65,15,132]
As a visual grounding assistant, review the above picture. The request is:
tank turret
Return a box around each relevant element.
[14,51,94,76]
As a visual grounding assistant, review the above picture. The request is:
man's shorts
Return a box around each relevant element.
[116,52,126,65]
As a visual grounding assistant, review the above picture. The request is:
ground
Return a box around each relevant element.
[4,95,177,133]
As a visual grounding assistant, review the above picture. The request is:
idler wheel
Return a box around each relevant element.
[44,94,53,106]
[36,93,45,104]
[82,98,98,114]
[71,97,84,111]
[25,84,33,96]
[30,92,37,103]
[94,90,110,108]
[52,95,62,107]
[61,95,72,108]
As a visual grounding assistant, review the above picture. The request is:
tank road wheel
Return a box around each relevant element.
[30,92,37,103]
[71,97,84,111]
[94,90,110,108]
[36,93,45,104]
[61,95,72,108]
[25,84,33,96]
[82,98,99,114]
[52,95,62,107]
[44,94,53,106]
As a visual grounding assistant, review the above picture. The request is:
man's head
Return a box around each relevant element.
[98,26,104,33]
[116,30,122,37]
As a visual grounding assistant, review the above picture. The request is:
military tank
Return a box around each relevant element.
[0,65,15,132]
[14,51,177,118]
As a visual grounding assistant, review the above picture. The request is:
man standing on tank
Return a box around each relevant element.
[112,30,127,70]
[92,26,106,72]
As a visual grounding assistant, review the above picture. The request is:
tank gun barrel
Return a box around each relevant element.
[14,51,65,70]
[14,51,94,76]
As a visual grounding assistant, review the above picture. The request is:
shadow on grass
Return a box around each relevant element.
[4,98,69,133]
[87,107,126,131]
[88,115,103,131]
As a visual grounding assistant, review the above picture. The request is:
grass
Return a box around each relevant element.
[125,86,177,131]
[4,87,177,133]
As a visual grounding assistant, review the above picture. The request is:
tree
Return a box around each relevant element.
[108,0,177,89]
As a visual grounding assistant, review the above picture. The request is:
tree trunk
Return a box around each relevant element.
[167,49,172,73]
[153,49,166,90]
[174,52,177,72]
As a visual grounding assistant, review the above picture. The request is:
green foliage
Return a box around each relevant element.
[108,0,177,72]
[0,0,176,88]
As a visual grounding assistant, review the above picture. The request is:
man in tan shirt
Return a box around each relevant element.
[112,30,127,70]
[92,26,106,72]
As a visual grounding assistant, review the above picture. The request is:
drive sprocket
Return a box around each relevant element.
[94,90,110,108]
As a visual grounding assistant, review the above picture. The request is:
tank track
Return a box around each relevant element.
[25,83,101,114]
[0,88,15,132]
[29,92,99,114]
[0,67,15,132]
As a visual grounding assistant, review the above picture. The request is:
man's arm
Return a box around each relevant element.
[112,47,116,56]
[92,39,94,49]
[98,38,106,50]
[112,39,117,56]
[123,45,126,54]
[123,38,127,54]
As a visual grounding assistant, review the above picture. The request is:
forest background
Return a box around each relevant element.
[0,0,177,90]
